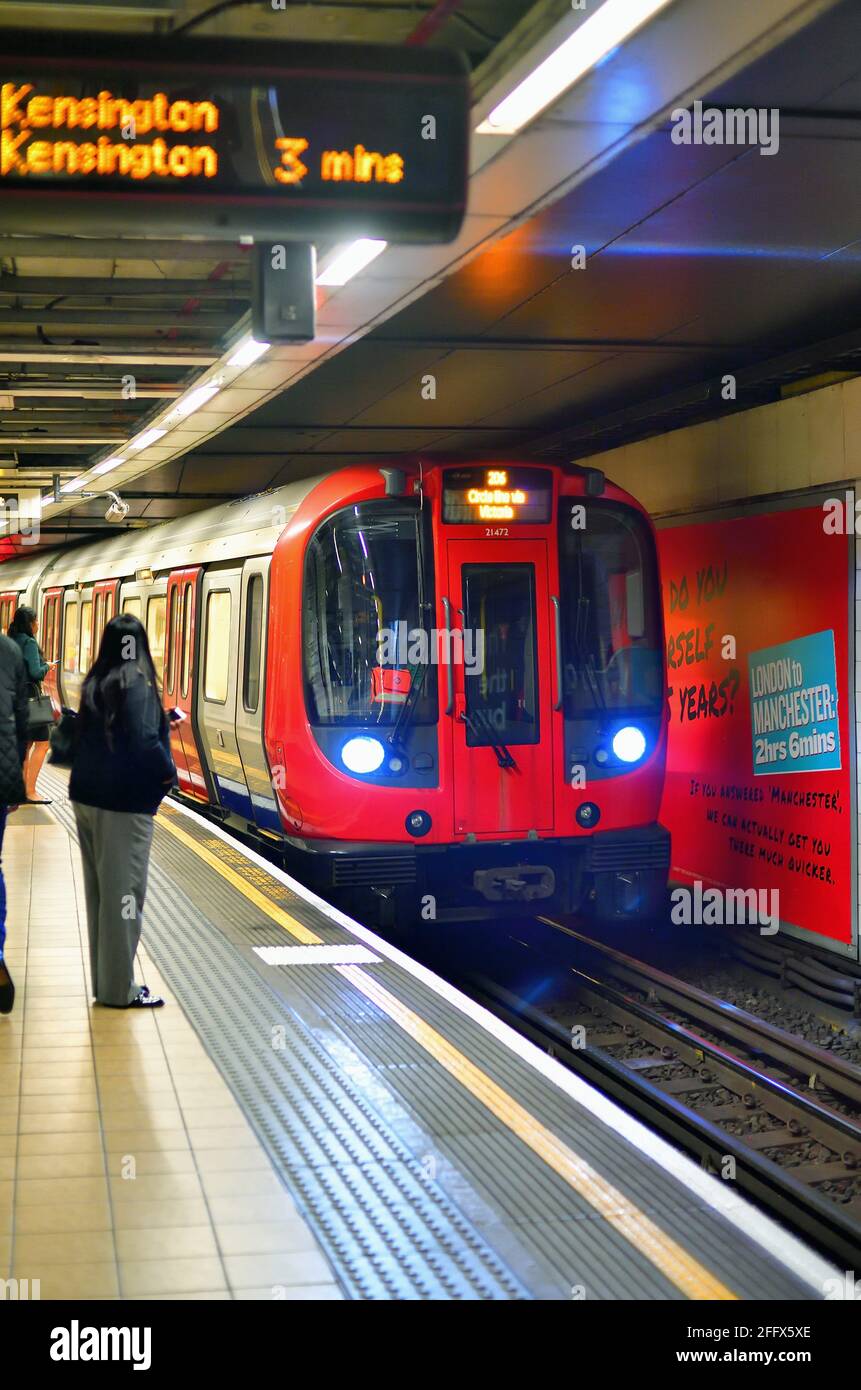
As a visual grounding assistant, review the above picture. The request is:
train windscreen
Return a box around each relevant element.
[303,503,438,727]
[558,501,663,716]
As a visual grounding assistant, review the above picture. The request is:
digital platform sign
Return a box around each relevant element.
[0,33,469,242]
[442,467,553,524]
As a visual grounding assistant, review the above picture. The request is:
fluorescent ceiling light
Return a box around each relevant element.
[61,477,86,494]
[316,239,387,287]
[171,382,221,419]
[227,336,270,369]
[93,456,125,476]
[130,428,167,451]
[476,0,675,135]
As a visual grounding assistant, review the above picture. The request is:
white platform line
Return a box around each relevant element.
[253,944,381,965]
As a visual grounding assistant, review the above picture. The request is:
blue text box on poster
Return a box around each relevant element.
[749,629,841,775]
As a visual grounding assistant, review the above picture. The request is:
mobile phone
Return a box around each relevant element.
[168,706,187,723]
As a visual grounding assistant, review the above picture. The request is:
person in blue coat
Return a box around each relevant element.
[0,632,28,1013]
[8,606,51,804]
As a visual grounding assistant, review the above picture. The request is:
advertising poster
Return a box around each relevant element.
[657,500,855,948]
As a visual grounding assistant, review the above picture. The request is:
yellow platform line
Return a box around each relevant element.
[157,807,737,1301]
[158,807,321,945]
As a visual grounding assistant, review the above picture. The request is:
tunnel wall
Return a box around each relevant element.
[592,379,860,957]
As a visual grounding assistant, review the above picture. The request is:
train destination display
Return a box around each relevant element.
[0,35,469,241]
[442,467,553,524]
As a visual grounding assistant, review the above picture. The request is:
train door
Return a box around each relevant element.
[92,579,119,652]
[198,568,253,820]
[59,589,81,709]
[40,589,62,712]
[235,558,279,832]
[0,592,16,633]
[164,567,208,801]
[446,539,555,836]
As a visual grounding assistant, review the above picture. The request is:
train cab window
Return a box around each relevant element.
[242,574,264,713]
[146,595,167,689]
[63,603,80,673]
[203,591,231,703]
[462,564,539,746]
[122,596,142,620]
[303,503,436,727]
[166,587,178,693]
[79,600,93,675]
[180,585,193,699]
[558,501,663,715]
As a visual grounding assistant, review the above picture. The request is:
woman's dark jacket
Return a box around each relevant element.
[69,670,176,815]
[0,635,28,805]
[11,631,48,686]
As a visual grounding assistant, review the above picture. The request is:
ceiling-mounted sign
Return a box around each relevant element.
[0,32,469,242]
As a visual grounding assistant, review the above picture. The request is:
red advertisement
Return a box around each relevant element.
[657,502,854,947]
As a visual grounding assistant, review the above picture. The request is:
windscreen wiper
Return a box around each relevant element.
[572,595,604,708]
[461,704,517,770]
[387,658,427,751]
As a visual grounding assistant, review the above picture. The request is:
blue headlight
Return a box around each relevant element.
[612,726,647,763]
[341,736,385,774]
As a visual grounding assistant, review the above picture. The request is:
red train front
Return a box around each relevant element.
[265,459,670,923]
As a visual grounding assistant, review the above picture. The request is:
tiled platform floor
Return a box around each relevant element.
[0,803,343,1301]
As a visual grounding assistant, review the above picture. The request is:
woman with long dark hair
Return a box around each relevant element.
[70,613,176,1008]
[8,605,52,804]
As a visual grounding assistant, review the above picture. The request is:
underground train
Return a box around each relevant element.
[0,460,670,922]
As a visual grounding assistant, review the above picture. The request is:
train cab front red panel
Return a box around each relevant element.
[265,460,670,921]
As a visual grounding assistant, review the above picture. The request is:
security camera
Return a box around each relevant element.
[104,491,130,523]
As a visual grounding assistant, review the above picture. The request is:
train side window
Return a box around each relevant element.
[0,600,8,632]
[147,595,167,689]
[51,598,61,662]
[203,590,231,704]
[79,599,93,675]
[93,592,103,648]
[242,575,264,713]
[180,585,192,699]
[105,587,115,622]
[63,602,80,673]
[42,598,53,662]
[39,599,50,659]
[122,596,142,619]
[166,586,178,693]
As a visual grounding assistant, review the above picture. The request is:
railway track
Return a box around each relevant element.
[460,918,861,1268]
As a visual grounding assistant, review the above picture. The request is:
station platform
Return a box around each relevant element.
[0,766,839,1301]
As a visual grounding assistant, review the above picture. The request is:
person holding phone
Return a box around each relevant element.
[70,614,176,1008]
[8,605,52,804]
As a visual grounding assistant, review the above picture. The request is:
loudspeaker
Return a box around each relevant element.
[251,242,316,343]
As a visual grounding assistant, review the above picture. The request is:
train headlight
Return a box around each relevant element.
[612,726,647,764]
[341,736,385,774]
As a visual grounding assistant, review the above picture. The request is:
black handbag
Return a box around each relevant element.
[27,689,54,733]
[48,707,78,766]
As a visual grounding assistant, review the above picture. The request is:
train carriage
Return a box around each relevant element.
[0,460,670,922]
